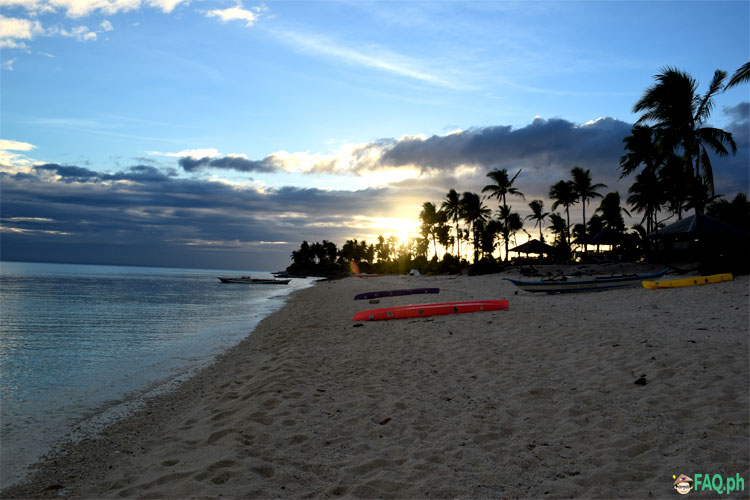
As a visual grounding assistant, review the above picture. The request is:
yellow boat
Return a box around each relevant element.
[642,273,734,289]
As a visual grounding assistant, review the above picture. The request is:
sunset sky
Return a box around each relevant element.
[1,0,748,270]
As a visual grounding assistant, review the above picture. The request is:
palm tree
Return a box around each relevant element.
[547,213,568,246]
[480,219,502,259]
[658,153,692,220]
[482,168,525,212]
[587,215,605,253]
[627,169,662,234]
[570,166,606,241]
[596,192,630,231]
[496,205,524,261]
[526,199,549,242]
[549,180,577,246]
[419,202,446,259]
[619,125,662,178]
[460,192,491,264]
[506,212,524,254]
[441,189,462,257]
[725,61,749,90]
[633,67,737,214]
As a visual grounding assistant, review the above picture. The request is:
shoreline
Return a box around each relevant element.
[3,267,749,498]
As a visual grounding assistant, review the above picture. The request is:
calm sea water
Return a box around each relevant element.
[0,261,314,488]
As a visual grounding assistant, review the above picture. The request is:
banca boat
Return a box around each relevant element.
[218,276,291,285]
[504,269,669,293]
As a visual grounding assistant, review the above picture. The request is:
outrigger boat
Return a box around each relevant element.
[218,276,291,285]
[504,269,669,294]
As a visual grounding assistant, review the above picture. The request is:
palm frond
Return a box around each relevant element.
[725,61,750,90]
[695,69,727,123]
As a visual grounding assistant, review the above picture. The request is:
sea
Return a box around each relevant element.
[0,261,315,488]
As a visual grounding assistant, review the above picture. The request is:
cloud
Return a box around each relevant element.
[275,29,464,89]
[0,139,37,151]
[0,160,396,269]
[148,148,220,158]
[206,4,264,27]
[0,0,186,26]
[0,139,38,170]
[49,24,98,41]
[179,155,279,173]
[0,14,44,48]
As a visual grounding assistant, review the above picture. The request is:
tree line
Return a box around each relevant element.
[287,62,749,275]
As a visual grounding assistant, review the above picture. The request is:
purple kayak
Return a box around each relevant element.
[354,287,440,301]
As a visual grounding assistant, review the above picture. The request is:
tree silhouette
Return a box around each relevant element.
[549,180,578,247]
[526,199,549,242]
[441,188,462,258]
[460,192,491,264]
[633,67,736,215]
[570,166,606,240]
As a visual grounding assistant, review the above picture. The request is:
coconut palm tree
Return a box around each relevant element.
[633,67,737,214]
[460,191,491,264]
[526,199,549,242]
[570,166,607,240]
[482,168,525,213]
[549,180,577,246]
[627,169,663,234]
[441,189,462,257]
[419,201,446,259]
[619,125,662,178]
[547,213,568,246]
[495,205,524,261]
[506,212,524,255]
[596,192,630,231]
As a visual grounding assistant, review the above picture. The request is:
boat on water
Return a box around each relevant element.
[217,276,291,285]
[504,269,669,293]
[642,273,733,289]
[272,271,307,278]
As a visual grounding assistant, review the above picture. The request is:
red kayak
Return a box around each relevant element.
[353,299,509,321]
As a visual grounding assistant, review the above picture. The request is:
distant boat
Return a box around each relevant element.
[217,276,291,285]
[272,271,307,278]
[504,269,669,293]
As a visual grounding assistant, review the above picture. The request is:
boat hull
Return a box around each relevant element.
[642,273,733,289]
[353,299,508,321]
[504,269,669,293]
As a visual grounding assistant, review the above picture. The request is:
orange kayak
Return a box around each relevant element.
[353,300,509,321]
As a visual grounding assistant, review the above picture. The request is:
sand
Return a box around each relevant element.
[3,265,749,499]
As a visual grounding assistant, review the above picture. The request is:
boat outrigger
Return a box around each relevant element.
[504,269,669,293]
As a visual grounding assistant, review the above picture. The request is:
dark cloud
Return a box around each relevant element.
[0,164,396,270]
[380,117,632,171]
[724,101,749,148]
[179,155,279,173]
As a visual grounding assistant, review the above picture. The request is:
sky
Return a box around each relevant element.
[1,0,748,271]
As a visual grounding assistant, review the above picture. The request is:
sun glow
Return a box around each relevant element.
[363,216,419,245]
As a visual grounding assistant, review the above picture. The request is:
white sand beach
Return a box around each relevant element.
[3,266,749,499]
